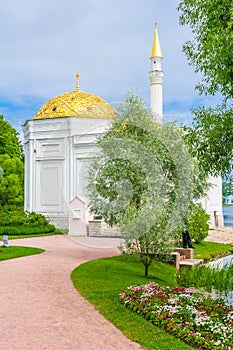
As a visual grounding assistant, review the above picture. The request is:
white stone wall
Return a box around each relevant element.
[88,220,121,237]
[23,117,111,230]
[200,176,224,228]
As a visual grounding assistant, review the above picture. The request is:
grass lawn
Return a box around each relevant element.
[193,241,233,261]
[71,241,233,350]
[0,246,44,261]
[72,255,192,350]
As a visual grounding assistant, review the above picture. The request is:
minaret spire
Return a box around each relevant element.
[150,22,163,59]
[149,22,164,123]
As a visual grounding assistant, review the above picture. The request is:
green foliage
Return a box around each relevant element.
[186,202,210,244]
[88,92,204,276]
[0,115,24,160]
[0,154,24,206]
[164,202,210,246]
[116,90,152,121]
[178,1,233,178]
[178,0,233,99]
[0,224,55,235]
[0,208,56,235]
[23,211,49,226]
[123,235,173,277]
[0,116,24,207]
[0,207,25,226]
[223,176,233,197]
[176,263,233,294]
[183,106,233,177]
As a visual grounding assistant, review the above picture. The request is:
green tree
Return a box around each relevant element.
[88,92,206,276]
[222,176,233,197]
[0,154,24,206]
[183,106,233,177]
[178,1,233,177]
[0,115,24,160]
[178,0,233,99]
[186,203,210,244]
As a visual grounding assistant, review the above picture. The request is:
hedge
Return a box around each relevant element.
[0,224,56,236]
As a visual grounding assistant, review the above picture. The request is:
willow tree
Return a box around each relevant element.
[88,93,205,276]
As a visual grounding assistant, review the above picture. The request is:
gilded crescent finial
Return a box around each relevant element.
[76,72,80,91]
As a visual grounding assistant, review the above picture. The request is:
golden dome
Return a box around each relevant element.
[34,90,117,120]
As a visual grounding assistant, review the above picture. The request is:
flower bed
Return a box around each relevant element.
[119,282,233,349]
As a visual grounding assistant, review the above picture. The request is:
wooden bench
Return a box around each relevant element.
[172,248,204,269]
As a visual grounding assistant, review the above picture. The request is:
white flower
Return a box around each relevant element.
[214,340,221,346]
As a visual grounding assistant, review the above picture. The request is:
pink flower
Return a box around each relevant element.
[189,331,196,336]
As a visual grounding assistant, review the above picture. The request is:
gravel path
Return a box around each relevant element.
[0,235,141,350]
[1,229,232,350]
[205,227,233,244]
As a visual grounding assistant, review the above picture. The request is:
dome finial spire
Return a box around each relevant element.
[76,72,80,91]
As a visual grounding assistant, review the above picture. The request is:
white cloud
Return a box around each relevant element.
[0,0,220,127]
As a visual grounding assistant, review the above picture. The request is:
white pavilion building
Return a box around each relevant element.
[23,24,223,232]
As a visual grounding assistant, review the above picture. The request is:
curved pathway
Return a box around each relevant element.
[0,235,141,350]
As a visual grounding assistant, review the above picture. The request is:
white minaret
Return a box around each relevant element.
[149,22,163,123]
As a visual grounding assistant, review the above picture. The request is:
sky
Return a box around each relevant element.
[0,0,221,135]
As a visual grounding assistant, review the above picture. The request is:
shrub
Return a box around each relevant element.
[0,206,25,226]
[168,202,210,246]
[0,224,55,236]
[186,202,210,243]
[25,212,48,226]
[0,226,21,235]
[0,206,57,235]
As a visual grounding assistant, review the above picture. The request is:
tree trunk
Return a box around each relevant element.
[145,264,149,277]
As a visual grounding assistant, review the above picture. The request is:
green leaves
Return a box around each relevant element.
[222,178,233,197]
[178,0,233,99]
[0,154,24,206]
[88,101,196,235]
[87,91,206,276]
[0,115,24,161]
[178,1,233,178]
[183,106,233,177]
[0,115,24,207]
[186,203,210,244]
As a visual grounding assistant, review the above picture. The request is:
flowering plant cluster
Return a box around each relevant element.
[119,282,233,349]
